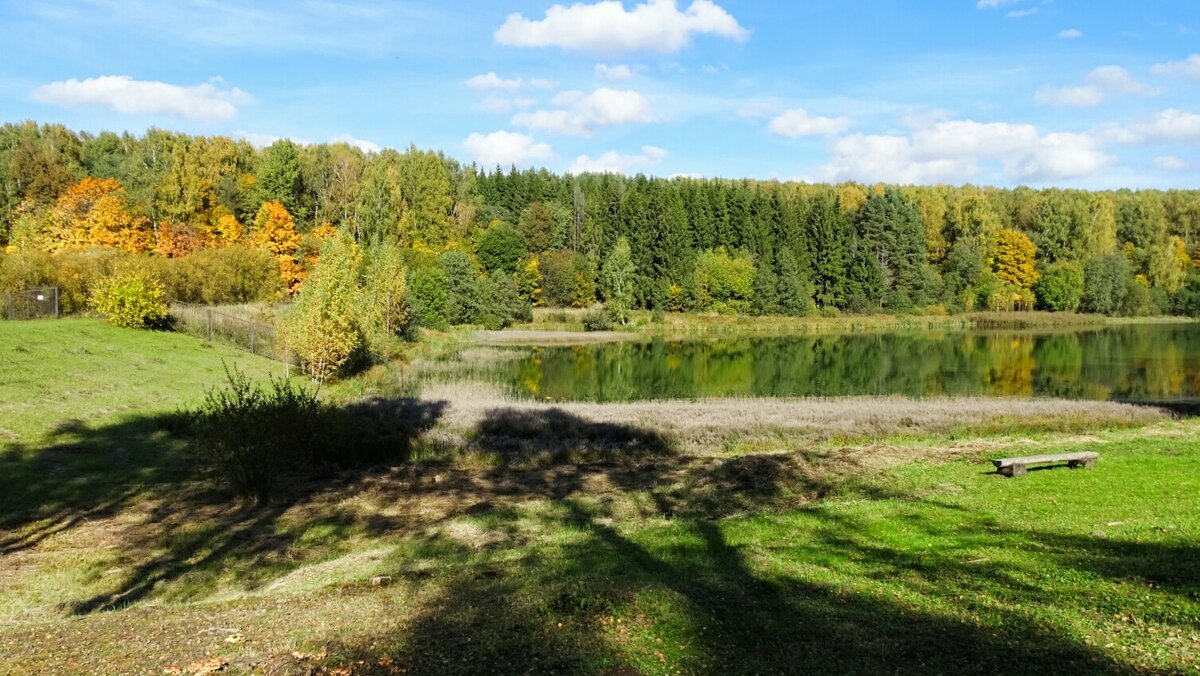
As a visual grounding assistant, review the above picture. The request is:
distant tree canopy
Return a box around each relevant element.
[4,121,1200,317]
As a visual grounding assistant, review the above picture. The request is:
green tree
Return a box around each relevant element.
[438,250,485,325]
[602,236,635,324]
[478,221,528,273]
[776,248,814,316]
[1081,255,1133,316]
[256,140,305,221]
[693,248,756,314]
[518,201,557,253]
[285,234,364,381]
[408,265,449,328]
[1034,262,1084,312]
[361,242,410,341]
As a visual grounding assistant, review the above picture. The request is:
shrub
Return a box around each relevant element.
[193,365,323,501]
[170,245,281,305]
[90,269,169,328]
[582,306,613,331]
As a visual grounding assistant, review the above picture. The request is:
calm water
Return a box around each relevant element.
[498,324,1200,403]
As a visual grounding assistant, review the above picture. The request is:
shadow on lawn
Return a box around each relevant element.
[321,496,1193,675]
[3,404,1196,674]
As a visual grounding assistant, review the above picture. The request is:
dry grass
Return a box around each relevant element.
[419,381,1167,455]
[475,329,635,345]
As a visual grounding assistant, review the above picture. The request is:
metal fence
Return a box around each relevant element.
[3,287,59,320]
[169,301,298,366]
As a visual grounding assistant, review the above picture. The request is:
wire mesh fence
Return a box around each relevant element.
[169,301,299,366]
[3,287,60,320]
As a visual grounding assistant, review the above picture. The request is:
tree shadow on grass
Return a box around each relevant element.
[322,496,1166,675]
[4,402,1196,673]
[0,396,449,613]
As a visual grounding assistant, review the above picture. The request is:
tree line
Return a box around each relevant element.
[4,120,1200,322]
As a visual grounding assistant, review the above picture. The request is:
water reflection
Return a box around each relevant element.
[500,325,1200,403]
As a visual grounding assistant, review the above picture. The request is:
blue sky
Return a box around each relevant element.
[1,0,1198,188]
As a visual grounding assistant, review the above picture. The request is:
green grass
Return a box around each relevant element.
[0,317,288,443]
[0,318,1197,674]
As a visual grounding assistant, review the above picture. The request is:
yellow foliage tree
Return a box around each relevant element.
[519,256,543,307]
[215,213,244,244]
[252,200,302,293]
[992,228,1039,290]
[44,178,153,253]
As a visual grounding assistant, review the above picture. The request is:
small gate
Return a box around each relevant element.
[3,287,59,320]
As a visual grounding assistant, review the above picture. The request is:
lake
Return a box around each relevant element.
[494,323,1200,403]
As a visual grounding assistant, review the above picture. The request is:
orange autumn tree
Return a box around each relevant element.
[43,178,153,253]
[252,200,302,293]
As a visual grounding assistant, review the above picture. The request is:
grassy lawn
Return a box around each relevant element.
[0,319,1197,674]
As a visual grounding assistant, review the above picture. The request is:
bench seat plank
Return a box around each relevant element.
[992,452,1098,468]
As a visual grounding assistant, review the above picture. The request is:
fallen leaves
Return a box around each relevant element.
[163,656,227,675]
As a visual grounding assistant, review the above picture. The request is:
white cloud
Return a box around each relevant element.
[809,119,1113,184]
[238,131,381,152]
[595,63,634,80]
[477,97,536,114]
[1006,8,1038,18]
[466,72,525,91]
[237,131,302,148]
[513,87,657,136]
[1100,109,1200,145]
[1035,65,1157,107]
[1035,84,1106,107]
[768,108,851,138]
[898,108,955,130]
[466,73,555,93]
[495,0,749,53]
[977,0,1022,8]
[568,145,667,174]
[1154,155,1188,171]
[330,134,380,153]
[1151,54,1200,80]
[1057,28,1083,39]
[32,75,251,120]
[463,130,554,168]
[737,98,782,120]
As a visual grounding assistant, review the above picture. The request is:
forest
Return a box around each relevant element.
[4,119,1200,326]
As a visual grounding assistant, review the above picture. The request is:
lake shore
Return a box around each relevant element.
[503,308,1197,343]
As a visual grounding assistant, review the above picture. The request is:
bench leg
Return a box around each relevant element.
[1067,458,1097,470]
[999,464,1027,477]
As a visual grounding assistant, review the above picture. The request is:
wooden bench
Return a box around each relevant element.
[992,451,1098,477]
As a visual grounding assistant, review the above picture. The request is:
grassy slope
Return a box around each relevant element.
[0,318,287,443]
[0,319,1197,674]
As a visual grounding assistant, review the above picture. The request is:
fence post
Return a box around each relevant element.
[53,287,60,319]
[6,292,12,321]
[250,323,256,354]
[206,308,213,342]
